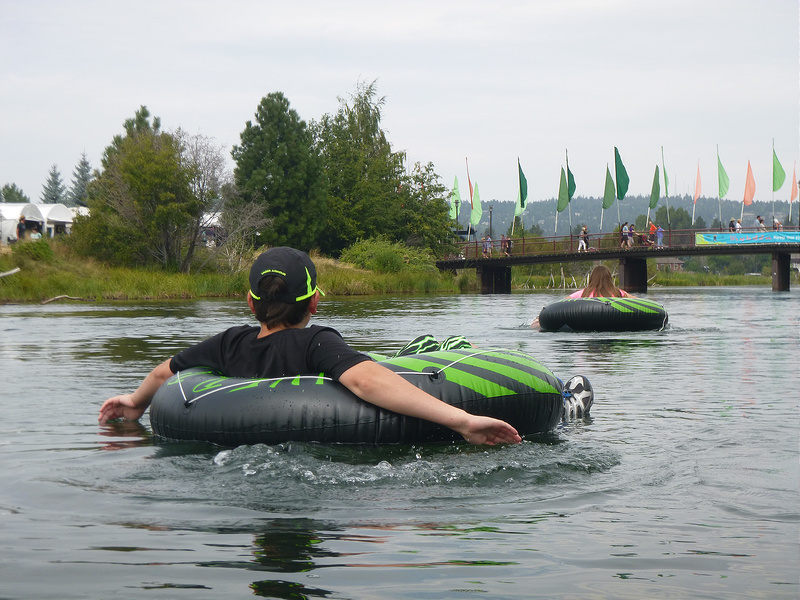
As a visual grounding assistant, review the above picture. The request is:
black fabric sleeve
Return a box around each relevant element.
[305,327,372,380]
[169,329,230,374]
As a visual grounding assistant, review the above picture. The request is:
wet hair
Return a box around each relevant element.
[581,265,624,298]
[251,276,312,329]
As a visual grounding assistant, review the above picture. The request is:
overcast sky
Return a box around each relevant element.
[1,0,797,210]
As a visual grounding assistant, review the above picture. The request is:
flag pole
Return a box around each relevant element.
[791,161,797,224]
[717,145,722,228]
[662,147,671,229]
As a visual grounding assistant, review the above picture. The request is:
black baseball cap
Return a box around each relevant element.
[249,247,324,303]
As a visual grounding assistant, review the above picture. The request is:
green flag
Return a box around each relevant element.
[649,165,660,209]
[557,168,569,212]
[518,158,528,209]
[515,190,523,216]
[449,176,461,220]
[661,146,669,198]
[603,166,616,209]
[773,149,786,191]
[717,153,730,198]
[566,150,576,198]
[614,147,629,200]
[567,167,576,199]
[470,182,482,226]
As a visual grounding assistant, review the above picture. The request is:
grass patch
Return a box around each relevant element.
[0,241,472,303]
[2,240,785,304]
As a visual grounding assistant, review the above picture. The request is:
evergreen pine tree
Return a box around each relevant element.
[67,153,93,207]
[41,165,67,204]
[1,183,30,204]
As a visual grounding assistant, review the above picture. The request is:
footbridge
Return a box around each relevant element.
[436,230,800,294]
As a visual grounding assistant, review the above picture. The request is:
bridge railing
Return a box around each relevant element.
[450,226,797,259]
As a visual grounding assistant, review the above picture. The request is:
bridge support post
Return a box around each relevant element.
[619,257,648,293]
[772,252,791,291]
[477,264,512,294]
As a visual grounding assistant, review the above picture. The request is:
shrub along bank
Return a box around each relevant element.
[0,238,775,304]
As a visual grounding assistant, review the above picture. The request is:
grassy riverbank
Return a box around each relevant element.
[0,240,480,303]
[0,239,777,304]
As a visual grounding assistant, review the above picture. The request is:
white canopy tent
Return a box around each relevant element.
[0,203,74,244]
[0,203,46,244]
[38,203,74,236]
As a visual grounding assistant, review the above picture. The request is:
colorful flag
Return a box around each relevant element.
[650,165,660,209]
[791,163,798,204]
[614,147,629,200]
[557,168,569,212]
[449,176,461,220]
[465,157,474,207]
[743,161,755,206]
[773,149,786,191]
[602,166,616,209]
[661,146,669,198]
[470,182,482,226]
[693,161,701,204]
[717,151,729,198]
[518,158,528,210]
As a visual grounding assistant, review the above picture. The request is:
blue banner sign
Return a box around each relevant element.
[695,231,800,245]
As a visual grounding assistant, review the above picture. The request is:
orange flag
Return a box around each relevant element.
[743,161,755,206]
[791,163,798,204]
[693,161,701,203]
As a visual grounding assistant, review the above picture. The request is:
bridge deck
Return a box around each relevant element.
[436,243,800,270]
[436,238,800,293]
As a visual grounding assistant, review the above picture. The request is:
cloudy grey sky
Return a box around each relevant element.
[1,0,797,210]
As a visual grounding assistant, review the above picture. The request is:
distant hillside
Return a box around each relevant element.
[451,195,795,237]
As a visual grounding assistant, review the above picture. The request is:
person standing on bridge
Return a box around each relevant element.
[620,223,628,249]
[578,226,589,253]
[656,224,664,247]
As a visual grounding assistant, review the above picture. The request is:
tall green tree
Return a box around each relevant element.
[396,161,453,254]
[1,183,30,203]
[41,164,67,204]
[314,81,404,255]
[231,92,326,251]
[73,106,207,271]
[313,81,452,256]
[67,152,93,207]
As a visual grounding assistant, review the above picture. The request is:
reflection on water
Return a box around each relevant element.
[0,288,798,599]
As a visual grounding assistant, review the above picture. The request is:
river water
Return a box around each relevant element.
[0,287,797,599]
